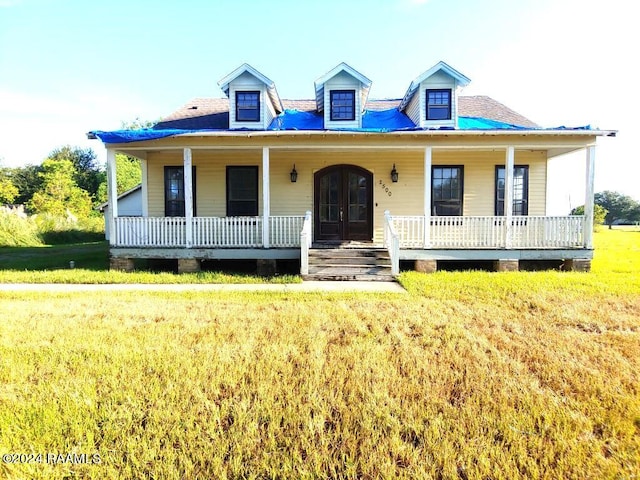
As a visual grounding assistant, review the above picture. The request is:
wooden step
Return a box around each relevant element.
[304,247,395,282]
[308,256,390,266]
[309,248,388,257]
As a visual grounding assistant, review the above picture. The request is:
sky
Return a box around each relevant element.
[0,0,637,213]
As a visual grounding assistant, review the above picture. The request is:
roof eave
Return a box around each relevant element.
[172,128,617,138]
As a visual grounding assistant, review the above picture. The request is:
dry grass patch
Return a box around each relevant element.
[0,286,638,479]
[0,229,638,478]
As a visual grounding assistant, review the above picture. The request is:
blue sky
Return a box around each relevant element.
[0,0,637,212]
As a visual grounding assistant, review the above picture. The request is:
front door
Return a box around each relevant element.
[314,165,373,241]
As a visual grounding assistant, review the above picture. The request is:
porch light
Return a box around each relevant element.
[290,164,298,183]
[390,164,399,183]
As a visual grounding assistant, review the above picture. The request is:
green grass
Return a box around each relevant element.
[0,242,300,284]
[0,229,638,478]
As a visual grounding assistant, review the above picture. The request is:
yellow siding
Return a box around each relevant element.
[146,148,547,242]
[148,150,265,217]
[432,150,546,216]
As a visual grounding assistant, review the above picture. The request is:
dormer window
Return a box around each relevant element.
[330,90,355,121]
[236,91,260,122]
[426,89,451,120]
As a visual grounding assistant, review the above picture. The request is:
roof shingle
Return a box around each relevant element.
[153,95,539,130]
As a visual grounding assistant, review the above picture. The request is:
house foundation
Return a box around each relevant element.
[110,257,135,272]
[178,258,201,273]
[494,259,519,272]
[415,259,438,273]
[565,258,591,272]
[257,259,277,276]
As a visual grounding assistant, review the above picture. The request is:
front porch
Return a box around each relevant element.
[102,136,600,277]
[108,212,592,275]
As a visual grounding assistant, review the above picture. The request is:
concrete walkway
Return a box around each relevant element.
[0,281,407,293]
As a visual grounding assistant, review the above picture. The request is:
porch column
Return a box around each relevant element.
[183,148,193,248]
[423,146,432,248]
[106,148,118,246]
[504,146,515,248]
[262,147,270,248]
[584,145,596,249]
[140,158,148,217]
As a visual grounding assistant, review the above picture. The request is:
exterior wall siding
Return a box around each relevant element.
[323,71,362,129]
[264,98,276,128]
[228,72,269,130]
[405,91,421,126]
[146,148,547,244]
[420,70,457,129]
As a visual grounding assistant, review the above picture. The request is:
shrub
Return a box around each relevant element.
[0,208,105,247]
[0,206,42,246]
[34,213,104,245]
[571,204,608,230]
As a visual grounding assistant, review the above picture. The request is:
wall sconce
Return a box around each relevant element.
[290,164,298,183]
[390,164,398,183]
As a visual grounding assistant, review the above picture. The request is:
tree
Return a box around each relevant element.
[121,117,157,130]
[570,204,608,229]
[8,164,43,207]
[0,168,19,204]
[594,191,640,228]
[95,154,142,203]
[48,146,104,200]
[28,159,92,218]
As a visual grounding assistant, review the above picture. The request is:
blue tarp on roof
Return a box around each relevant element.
[363,108,416,130]
[458,117,528,130]
[89,109,594,144]
[266,108,416,132]
[268,109,323,130]
[89,128,221,144]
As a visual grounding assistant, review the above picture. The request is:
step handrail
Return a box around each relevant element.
[300,211,312,275]
[383,210,400,276]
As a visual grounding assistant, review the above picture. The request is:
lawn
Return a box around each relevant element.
[0,242,299,284]
[0,229,638,479]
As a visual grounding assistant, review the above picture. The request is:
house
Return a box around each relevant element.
[88,61,615,278]
[96,184,142,241]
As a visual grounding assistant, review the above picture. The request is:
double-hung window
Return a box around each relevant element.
[227,166,258,216]
[426,89,451,120]
[432,166,463,216]
[330,90,355,121]
[495,166,529,216]
[164,166,196,217]
[236,91,260,122]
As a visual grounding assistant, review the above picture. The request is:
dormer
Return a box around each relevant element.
[218,64,283,130]
[314,63,372,129]
[399,61,470,129]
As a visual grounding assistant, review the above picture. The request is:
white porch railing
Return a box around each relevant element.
[114,217,187,247]
[300,211,312,275]
[114,216,304,248]
[193,217,262,247]
[270,215,306,248]
[383,211,400,275]
[388,215,586,249]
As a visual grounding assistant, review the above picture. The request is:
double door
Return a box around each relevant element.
[314,165,373,241]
